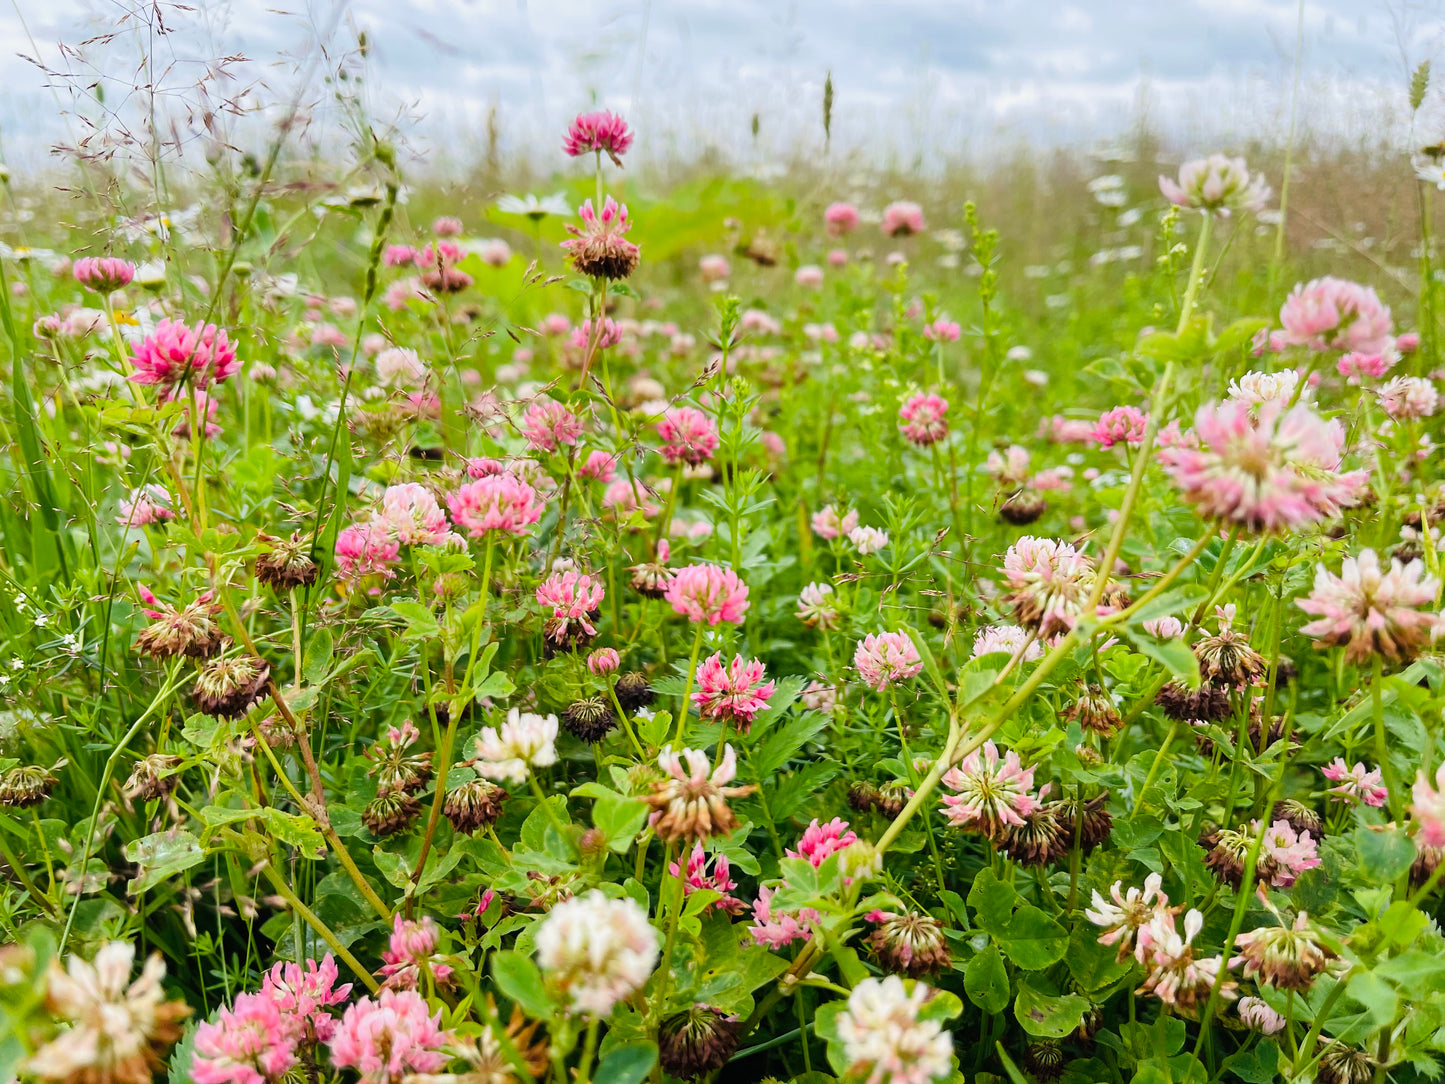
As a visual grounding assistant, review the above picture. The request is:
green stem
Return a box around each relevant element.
[410,538,494,892]
[259,863,380,993]
[1087,214,1213,612]
[649,841,683,1022]
[527,774,570,842]
[61,665,186,952]
[575,1019,600,1084]
[1372,654,1402,823]
[0,831,55,917]
[673,623,706,745]
[1294,973,1355,1072]
[1133,722,1179,814]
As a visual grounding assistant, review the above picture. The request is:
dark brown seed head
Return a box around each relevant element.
[255,532,319,591]
[443,777,507,834]
[561,696,617,744]
[865,910,952,977]
[0,764,59,807]
[363,790,421,836]
[614,671,655,714]
[193,656,270,718]
[999,490,1048,525]
[658,1005,743,1080]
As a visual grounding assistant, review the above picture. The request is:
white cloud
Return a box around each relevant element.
[0,0,1435,175]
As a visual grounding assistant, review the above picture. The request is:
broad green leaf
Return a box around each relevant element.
[1066,925,1131,992]
[1124,628,1200,685]
[492,950,555,1021]
[1354,825,1415,884]
[390,600,441,640]
[125,830,204,894]
[592,791,649,852]
[372,847,413,890]
[965,943,1010,1013]
[302,627,333,685]
[997,906,1068,970]
[594,1042,657,1084]
[1222,1040,1280,1084]
[967,867,1020,937]
[1013,979,1088,1038]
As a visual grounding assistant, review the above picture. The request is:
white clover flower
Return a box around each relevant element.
[835,975,953,1084]
[971,625,1042,661]
[849,526,889,555]
[1159,155,1270,215]
[473,708,559,785]
[534,890,658,1016]
[24,942,190,1084]
[374,347,427,388]
[1228,369,1301,407]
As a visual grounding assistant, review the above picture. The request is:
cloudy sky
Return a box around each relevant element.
[1,0,1440,173]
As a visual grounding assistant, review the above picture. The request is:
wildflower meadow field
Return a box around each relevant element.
[9,28,1445,1084]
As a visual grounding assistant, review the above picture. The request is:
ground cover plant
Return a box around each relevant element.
[7,43,1445,1084]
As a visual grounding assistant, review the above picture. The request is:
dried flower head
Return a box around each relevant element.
[363,790,422,837]
[998,801,1070,867]
[1317,1042,1375,1084]
[644,744,757,843]
[1156,682,1234,722]
[1066,683,1122,737]
[254,532,319,591]
[614,671,656,714]
[1231,912,1337,991]
[1056,792,1114,852]
[0,763,62,807]
[133,589,224,659]
[561,696,617,743]
[658,1005,743,1080]
[123,754,183,803]
[1194,628,1268,689]
[865,910,953,977]
[443,777,507,834]
[193,656,270,718]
